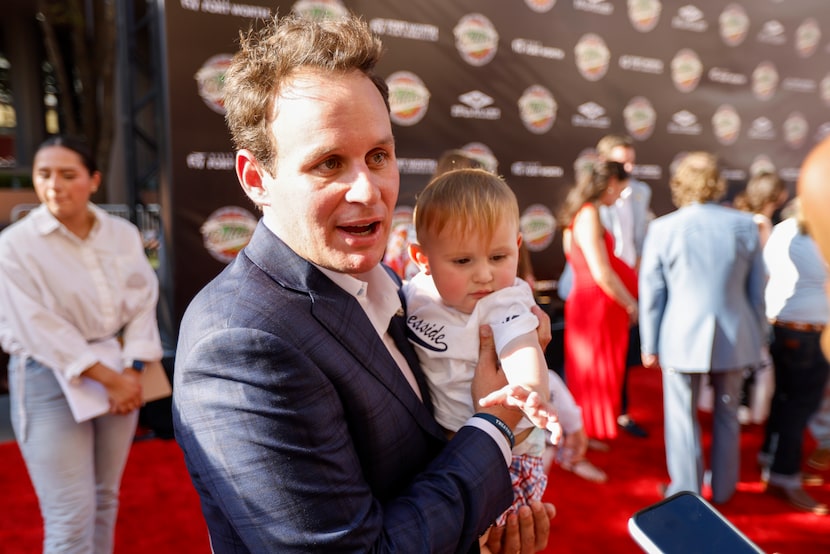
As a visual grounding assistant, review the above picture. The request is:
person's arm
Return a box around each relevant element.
[118,223,164,366]
[471,325,556,553]
[637,226,666,369]
[573,205,638,322]
[82,361,142,413]
[0,242,103,380]
[500,332,549,401]
[746,225,769,340]
[175,322,515,553]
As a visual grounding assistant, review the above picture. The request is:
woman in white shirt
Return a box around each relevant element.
[0,136,163,552]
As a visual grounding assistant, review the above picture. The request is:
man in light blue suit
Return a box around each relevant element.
[639,152,767,504]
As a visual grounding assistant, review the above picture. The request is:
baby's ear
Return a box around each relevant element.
[408,243,430,274]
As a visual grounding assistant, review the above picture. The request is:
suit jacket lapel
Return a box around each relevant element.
[243,222,444,440]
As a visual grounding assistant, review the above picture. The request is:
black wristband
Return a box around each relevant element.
[473,413,515,449]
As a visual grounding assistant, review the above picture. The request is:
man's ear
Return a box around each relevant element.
[236,149,270,207]
[408,242,430,275]
[517,233,523,249]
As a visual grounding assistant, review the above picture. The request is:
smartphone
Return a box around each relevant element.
[628,491,764,554]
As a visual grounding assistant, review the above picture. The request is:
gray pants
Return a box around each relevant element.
[663,368,742,504]
[9,357,137,553]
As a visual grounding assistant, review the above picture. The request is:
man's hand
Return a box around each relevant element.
[641,353,659,369]
[485,501,556,553]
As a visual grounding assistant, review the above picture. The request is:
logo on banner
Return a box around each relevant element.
[200,206,258,264]
[524,0,557,13]
[512,38,565,60]
[574,33,610,81]
[397,158,436,175]
[815,122,830,142]
[194,54,233,115]
[574,0,613,16]
[795,18,821,58]
[711,104,741,146]
[520,205,557,252]
[667,110,702,136]
[460,142,499,173]
[623,96,656,141]
[627,0,662,33]
[671,5,707,32]
[719,4,749,47]
[782,77,816,93]
[369,18,439,42]
[783,112,808,149]
[757,20,786,45]
[454,14,499,67]
[451,90,501,120]
[708,67,747,86]
[670,48,703,93]
[619,55,664,75]
[386,71,430,127]
[292,0,348,20]
[750,155,777,177]
[518,85,557,134]
[572,102,611,129]
[747,117,776,141]
[511,161,563,178]
[752,61,779,101]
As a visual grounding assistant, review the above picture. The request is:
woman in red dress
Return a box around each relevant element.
[559,160,639,443]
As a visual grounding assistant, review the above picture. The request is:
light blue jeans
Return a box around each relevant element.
[9,356,137,554]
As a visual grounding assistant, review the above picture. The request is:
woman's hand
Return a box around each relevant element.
[82,362,143,414]
[107,370,143,414]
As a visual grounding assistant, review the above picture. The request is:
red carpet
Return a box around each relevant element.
[1,367,828,553]
[540,366,830,554]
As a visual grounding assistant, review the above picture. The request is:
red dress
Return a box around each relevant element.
[564,206,638,440]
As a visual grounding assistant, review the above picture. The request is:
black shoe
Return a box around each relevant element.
[618,415,649,438]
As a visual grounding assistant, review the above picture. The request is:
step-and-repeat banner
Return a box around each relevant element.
[161,0,830,324]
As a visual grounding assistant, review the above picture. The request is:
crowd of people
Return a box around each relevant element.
[4,10,830,554]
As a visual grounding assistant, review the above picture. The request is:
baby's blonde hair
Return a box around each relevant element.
[413,168,519,246]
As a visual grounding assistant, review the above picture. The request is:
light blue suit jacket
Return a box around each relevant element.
[638,203,767,372]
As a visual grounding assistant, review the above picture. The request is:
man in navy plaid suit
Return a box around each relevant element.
[172,13,554,553]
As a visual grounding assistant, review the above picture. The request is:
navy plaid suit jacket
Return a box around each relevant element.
[173,222,512,553]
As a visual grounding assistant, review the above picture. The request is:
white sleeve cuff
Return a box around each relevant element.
[464,416,512,466]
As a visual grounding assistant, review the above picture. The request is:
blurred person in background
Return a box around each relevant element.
[639,151,766,505]
[796,136,830,487]
[732,170,790,424]
[596,134,652,439]
[758,199,828,515]
[0,135,162,552]
[558,160,638,448]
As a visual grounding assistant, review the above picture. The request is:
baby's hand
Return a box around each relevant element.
[479,385,562,444]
